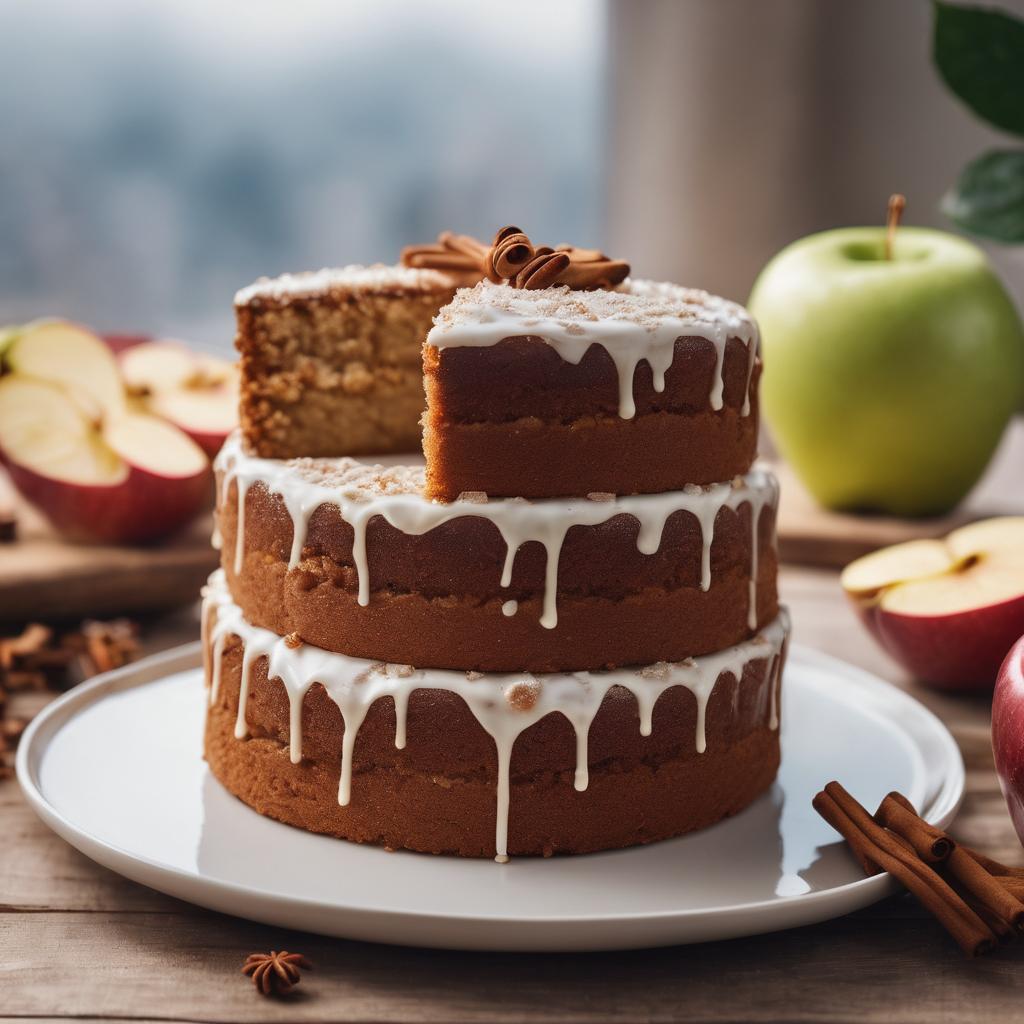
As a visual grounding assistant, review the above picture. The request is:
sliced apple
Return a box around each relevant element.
[102,333,151,355]
[192,353,235,387]
[5,320,125,417]
[119,340,200,394]
[838,539,959,598]
[147,388,237,458]
[842,518,1024,690]
[947,517,1024,562]
[0,324,22,361]
[0,376,210,544]
[118,340,238,457]
[0,377,124,485]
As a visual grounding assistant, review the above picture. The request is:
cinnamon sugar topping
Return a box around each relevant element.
[433,279,753,334]
[506,679,541,711]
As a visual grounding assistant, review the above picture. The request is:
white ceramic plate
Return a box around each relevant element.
[18,643,963,952]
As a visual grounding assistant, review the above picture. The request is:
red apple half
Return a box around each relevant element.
[119,340,238,457]
[0,324,211,543]
[993,633,1024,847]
[841,519,1024,690]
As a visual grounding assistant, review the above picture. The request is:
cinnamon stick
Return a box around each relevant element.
[875,793,954,863]
[998,876,1024,900]
[965,897,1016,944]
[961,846,1024,880]
[945,846,1024,933]
[815,783,996,957]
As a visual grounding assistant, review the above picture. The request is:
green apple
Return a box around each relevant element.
[749,227,1024,516]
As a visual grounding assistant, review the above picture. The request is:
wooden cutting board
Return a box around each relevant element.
[0,470,218,622]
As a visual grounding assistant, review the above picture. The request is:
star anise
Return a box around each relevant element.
[241,950,313,996]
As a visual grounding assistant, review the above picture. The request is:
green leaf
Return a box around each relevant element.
[933,1,1024,137]
[942,149,1024,242]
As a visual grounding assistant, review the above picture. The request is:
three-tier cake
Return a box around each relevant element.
[202,231,789,861]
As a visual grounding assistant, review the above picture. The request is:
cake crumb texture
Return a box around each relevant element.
[236,265,457,458]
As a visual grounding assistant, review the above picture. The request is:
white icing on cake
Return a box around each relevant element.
[215,434,779,632]
[426,279,760,419]
[204,569,788,862]
[234,263,454,306]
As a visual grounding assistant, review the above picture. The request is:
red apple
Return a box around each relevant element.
[0,323,211,543]
[119,340,238,457]
[993,633,1024,847]
[841,518,1024,690]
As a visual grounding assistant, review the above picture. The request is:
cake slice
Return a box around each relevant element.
[423,280,761,500]
[234,265,461,458]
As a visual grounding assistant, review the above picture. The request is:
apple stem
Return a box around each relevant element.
[885,193,906,260]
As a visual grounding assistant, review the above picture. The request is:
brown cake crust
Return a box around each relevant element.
[218,476,779,673]
[235,267,458,459]
[423,336,760,500]
[204,630,784,857]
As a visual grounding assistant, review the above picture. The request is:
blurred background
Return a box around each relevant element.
[1,0,1023,351]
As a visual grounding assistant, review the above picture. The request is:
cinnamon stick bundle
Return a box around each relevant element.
[813,784,994,956]
[814,781,1024,957]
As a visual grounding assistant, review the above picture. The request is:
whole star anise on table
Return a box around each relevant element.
[241,950,313,996]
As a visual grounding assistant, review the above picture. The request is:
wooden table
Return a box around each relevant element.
[6,424,1024,1021]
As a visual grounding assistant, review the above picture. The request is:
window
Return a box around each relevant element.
[0,0,605,351]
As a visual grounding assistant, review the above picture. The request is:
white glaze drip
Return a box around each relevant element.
[215,435,779,633]
[209,631,227,706]
[426,280,759,421]
[393,689,410,750]
[768,655,781,732]
[203,571,789,861]
[501,600,518,617]
[234,642,258,739]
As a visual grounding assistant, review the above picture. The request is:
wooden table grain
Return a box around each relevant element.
[5,428,1024,1022]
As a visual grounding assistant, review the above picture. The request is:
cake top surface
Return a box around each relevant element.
[429,279,755,337]
[234,263,454,306]
[287,453,425,500]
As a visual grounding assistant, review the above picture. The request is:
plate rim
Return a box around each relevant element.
[16,641,965,947]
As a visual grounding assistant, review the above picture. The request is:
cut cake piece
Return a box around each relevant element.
[423,279,761,500]
[234,264,461,458]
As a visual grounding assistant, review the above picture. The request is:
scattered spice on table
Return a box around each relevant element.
[0,618,141,777]
[814,781,1024,957]
[242,951,313,996]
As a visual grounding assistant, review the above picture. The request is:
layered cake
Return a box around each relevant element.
[204,228,789,860]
